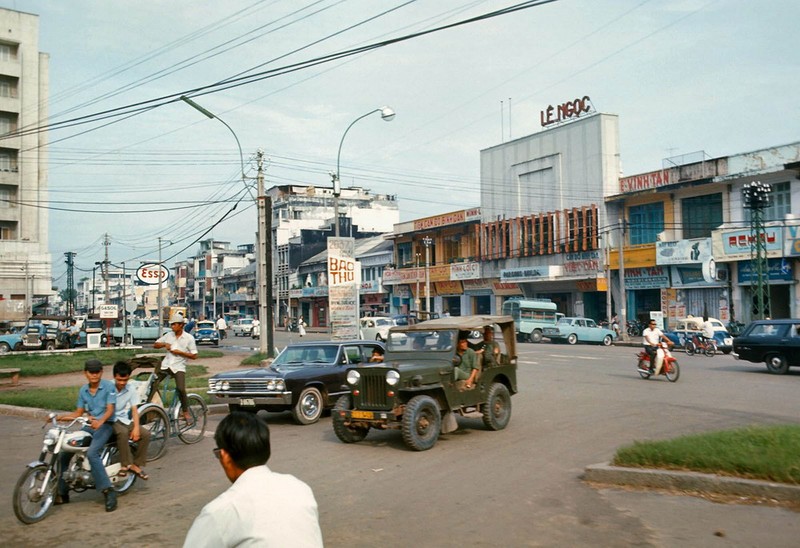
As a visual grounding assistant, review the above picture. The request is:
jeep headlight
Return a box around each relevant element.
[346,370,361,385]
[386,370,400,386]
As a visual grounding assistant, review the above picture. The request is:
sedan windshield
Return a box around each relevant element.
[272,345,339,365]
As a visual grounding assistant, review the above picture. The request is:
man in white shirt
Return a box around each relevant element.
[701,316,715,346]
[216,316,228,339]
[642,319,670,374]
[153,313,198,422]
[183,412,323,548]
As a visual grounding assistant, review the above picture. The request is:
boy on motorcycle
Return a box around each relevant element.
[53,359,118,512]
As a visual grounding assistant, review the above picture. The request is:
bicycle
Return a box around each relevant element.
[684,334,717,357]
[129,358,208,462]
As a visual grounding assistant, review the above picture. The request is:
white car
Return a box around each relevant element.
[232,318,255,337]
[359,316,395,342]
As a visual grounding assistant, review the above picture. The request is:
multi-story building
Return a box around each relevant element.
[184,240,252,320]
[270,184,399,324]
[0,8,53,323]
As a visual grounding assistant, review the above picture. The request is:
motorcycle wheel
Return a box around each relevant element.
[666,361,680,382]
[13,464,58,524]
[637,359,651,379]
[685,341,696,356]
[103,445,137,494]
[704,342,716,357]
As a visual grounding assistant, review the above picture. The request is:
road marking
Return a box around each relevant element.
[546,354,603,360]
[518,360,538,365]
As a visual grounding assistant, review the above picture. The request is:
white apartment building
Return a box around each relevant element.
[0,8,53,322]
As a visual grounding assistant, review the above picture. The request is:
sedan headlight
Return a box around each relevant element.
[346,370,361,385]
[386,370,400,386]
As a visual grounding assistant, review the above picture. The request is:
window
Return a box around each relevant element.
[0,113,16,135]
[628,202,664,245]
[0,76,17,98]
[682,193,722,239]
[397,242,413,267]
[0,150,16,172]
[0,221,15,240]
[0,43,17,61]
[0,185,15,207]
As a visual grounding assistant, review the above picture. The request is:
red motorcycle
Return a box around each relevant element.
[636,342,680,382]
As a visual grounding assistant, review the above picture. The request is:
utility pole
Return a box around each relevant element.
[64,252,76,316]
[257,150,274,357]
[743,181,772,319]
[157,237,164,326]
[102,233,111,303]
[618,219,628,342]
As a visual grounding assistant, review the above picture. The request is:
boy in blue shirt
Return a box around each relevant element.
[55,358,117,512]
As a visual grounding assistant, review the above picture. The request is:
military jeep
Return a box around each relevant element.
[332,315,517,451]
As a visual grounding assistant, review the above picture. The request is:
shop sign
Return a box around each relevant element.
[783,224,800,257]
[669,265,727,288]
[360,280,381,294]
[619,169,671,193]
[501,265,560,282]
[737,258,793,283]
[450,261,480,280]
[327,238,359,340]
[712,227,783,261]
[656,238,711,265]
[393,286,411,299]
[462,278,493,290]
[623,266,669,289]
[429,264,451,283]
[576,277,608,292]
[562,251,601,277]
[435,281,463,295]
[299,286,328,298]
[382,267,423,285]
[540,95,593,127]
[492,282,523,296]
[412,208,480,231]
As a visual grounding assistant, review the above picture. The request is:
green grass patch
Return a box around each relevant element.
[241,353,270,366]
[0,365,210,411]
[613,424,800,484]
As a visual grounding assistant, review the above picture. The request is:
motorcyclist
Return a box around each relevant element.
[642,319,671,374]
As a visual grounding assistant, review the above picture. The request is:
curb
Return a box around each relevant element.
[0,402,230,420]
[583,462,800,504]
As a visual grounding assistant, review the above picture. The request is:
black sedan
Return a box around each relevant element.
[207,340,385,424]
[732,319,800,374]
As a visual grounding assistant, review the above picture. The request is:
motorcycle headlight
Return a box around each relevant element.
[346,370,361,385]
[44,429,59,445]
[386,370,400,386]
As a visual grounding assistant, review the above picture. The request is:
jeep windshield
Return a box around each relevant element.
[271,344,339,366]
[387,330,454,352]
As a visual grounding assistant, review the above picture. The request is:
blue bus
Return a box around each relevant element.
[501,298,562,343]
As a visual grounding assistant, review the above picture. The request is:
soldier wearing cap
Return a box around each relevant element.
[154,313,198,423]
[453,331,480,389]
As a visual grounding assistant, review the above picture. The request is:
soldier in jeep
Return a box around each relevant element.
[454,332,480,389]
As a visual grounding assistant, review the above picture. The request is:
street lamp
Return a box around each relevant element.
[742,180,772,320]
[423,236,432,314]
[331,106,395,237]
[181,96,272,356]
[414,252,421,313]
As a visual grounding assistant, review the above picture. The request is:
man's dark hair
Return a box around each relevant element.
[215,411,271,469]
[113,360,132,377]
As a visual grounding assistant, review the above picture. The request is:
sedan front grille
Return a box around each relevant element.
[214,380,278,393]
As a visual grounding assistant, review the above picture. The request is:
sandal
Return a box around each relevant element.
[117,469,129,478]
[132,469,149,481]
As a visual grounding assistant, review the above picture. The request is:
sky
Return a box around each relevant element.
[2,0,798,287]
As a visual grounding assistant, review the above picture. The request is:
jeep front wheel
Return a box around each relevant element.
[483,383,512,430]
[332,395,369,443]
[401,395,441,451]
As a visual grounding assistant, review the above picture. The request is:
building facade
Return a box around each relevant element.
[0,8,53,323]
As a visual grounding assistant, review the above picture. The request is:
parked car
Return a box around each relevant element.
[111,318,163,344]
[231,318,255,337]
[542,317,617,346]
[207,340,385,425]
[193,320,220,346]
[732,319,800,374]
[0,332,23,354]
[359,316,395,342]
[332,315,518,451]
[663,316,733,354]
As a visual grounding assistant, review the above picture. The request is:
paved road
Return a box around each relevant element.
[2,343,799,547]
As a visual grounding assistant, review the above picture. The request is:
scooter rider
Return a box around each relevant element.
[642,319,670,374]
[53,359,118,512]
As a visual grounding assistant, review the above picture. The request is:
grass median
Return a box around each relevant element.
[613,424,800,485]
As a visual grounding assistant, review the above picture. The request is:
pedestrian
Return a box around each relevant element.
[54,359,118,511]
[216,316,228,339]
[183,412,323,547]
[298,318,306,337]
[184,317,196,334]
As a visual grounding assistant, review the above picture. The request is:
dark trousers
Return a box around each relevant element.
[156,369,189,413]
[645,345,658,370]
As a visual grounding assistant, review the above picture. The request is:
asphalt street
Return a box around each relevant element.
[1,339,799,547]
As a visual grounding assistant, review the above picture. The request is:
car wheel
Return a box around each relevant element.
[567,333,578,345]
[213,341,219,346]
[0,342,9,354]
[602,335,613,346]
[292,386,324,425]
[482,383,512,431]
[766,354,789,375]
[401,395,441,451]
[332,395,369,443]
[44,341,56,351]
[722,349,731,355]
[529,330,543,343]
[13,342,22,351]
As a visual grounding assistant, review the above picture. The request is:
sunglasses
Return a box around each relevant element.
[212,448,222,460]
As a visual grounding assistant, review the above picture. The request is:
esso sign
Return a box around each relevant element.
[136,264,169,285]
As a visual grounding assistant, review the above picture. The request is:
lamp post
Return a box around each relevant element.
[331,106,395,237]
[92,262,100,314]
[742,181,772,320]
[181,96,272,356]
[423,236,432,314]
[414,252,421,313]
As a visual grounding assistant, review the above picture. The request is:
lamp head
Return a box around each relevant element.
[380,106,396,122]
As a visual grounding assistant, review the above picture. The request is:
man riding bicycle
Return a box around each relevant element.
[699,316,715,349]
[153,313,198,423]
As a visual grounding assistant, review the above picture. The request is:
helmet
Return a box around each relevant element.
[168,313,186,324]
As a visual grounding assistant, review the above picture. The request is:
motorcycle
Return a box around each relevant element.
[636,342,680,382]
[13,414,136,524]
